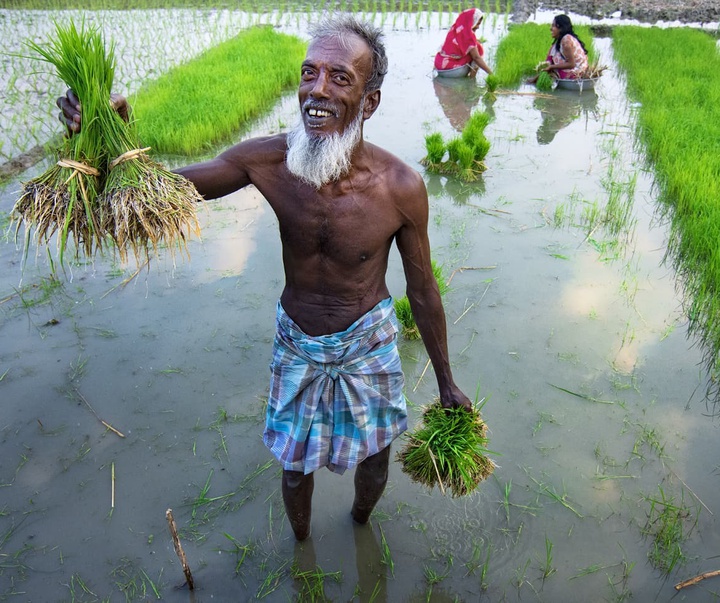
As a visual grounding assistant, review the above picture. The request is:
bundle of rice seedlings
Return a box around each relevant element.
[422,132,446,166]
[12,19,201,268]
[484,74,499,100]
[536,71,554,91]
[583,62,608,79]
[397,398,496,497]
[13,20,111,265]
[99,105,201,263]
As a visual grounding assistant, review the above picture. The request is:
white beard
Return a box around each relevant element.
[286,100,365,189]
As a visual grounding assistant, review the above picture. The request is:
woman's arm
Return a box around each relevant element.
[468,46,493,75]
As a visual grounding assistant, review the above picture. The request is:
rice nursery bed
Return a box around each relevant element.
[1,6,720,603]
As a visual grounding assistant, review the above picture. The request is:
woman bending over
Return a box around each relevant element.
[434,9,493,78]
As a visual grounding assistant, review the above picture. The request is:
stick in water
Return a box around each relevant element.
[675,569,720,590]
[166,508,194,590]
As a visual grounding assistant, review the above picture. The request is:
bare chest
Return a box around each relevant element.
[270,188,399,263]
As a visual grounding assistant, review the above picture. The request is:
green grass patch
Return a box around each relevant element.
[130,26,306,155]
[494,23,597,87]
[612,26,720,399]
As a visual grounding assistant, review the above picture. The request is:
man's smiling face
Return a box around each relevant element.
[298,33,373,138]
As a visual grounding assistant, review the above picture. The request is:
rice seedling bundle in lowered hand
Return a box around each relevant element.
[12,19,201,268]
[397,398,496,497]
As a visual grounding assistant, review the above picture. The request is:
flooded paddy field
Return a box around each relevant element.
[1,9,719,602]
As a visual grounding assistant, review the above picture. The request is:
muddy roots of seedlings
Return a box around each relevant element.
[397,400,496,497]
[101,153,202,263]
[13,160,106,260]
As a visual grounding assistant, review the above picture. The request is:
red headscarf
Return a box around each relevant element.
[434,9,484,70]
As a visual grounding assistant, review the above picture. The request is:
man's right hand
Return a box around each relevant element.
[57,89,81,134]
[56,89,130,135]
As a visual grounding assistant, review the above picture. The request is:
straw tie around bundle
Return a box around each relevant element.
[108,147,151,169]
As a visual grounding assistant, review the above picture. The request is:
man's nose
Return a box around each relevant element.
[309,72,330,98]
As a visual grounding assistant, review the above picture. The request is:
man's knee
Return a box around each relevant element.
[359,446,391,477]
[283,469,311,490]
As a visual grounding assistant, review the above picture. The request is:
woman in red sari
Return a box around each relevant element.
[434,9,493,78]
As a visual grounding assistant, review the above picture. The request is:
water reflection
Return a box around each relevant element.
[432,76,484,132]
[534,88,599,145]
[353,522,388,602]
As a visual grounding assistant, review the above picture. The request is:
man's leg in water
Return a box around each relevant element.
[351,445,391,524]
[282,470,314,541]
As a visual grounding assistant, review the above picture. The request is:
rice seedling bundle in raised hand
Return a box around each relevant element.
[397,399,496,497]
[12,19,201,269]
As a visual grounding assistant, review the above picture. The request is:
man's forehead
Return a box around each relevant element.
[305,34,371,67]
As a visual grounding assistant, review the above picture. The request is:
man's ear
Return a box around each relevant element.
[362,90,381,120]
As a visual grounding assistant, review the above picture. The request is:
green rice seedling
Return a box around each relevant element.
[132,26,306,155]
[446,137,464,164]
[394,295,419,340]
[423,132,446,166]
[12,19,203,269]
[379,524,394,577]
[394,260,448,339]
[291,563,342,600]
[535,71,553,91]
[484,73,499,99]
[539,535,556,580]
[613,26,720,401]
[13,20,111,266]
[494,23,597,87]
[397,396,496,497]
[641,486,696,574]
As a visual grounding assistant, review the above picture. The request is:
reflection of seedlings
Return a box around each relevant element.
[641,486,697,573]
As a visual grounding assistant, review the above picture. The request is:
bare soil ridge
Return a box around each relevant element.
[512,0,720,24]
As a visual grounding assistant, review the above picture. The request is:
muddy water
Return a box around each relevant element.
[1,12,719,603]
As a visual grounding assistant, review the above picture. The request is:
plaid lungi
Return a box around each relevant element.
[263,297,407,475]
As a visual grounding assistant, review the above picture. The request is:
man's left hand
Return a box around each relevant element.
[439,385,473,411]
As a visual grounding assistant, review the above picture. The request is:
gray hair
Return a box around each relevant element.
[308,16,388,93]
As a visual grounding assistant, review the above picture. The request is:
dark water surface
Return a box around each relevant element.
[1,12,719,603]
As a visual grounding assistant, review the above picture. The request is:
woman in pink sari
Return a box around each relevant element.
[434,9,493,78]
[542,14,588,80]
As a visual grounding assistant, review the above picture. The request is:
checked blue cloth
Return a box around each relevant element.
[263,297,407,475]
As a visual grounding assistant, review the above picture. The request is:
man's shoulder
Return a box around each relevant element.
[366,142,422,186]
[222,133,287,164]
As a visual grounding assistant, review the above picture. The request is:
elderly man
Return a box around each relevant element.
[59,16,471,541]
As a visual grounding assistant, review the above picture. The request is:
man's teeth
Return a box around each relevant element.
[308,108,332,117]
